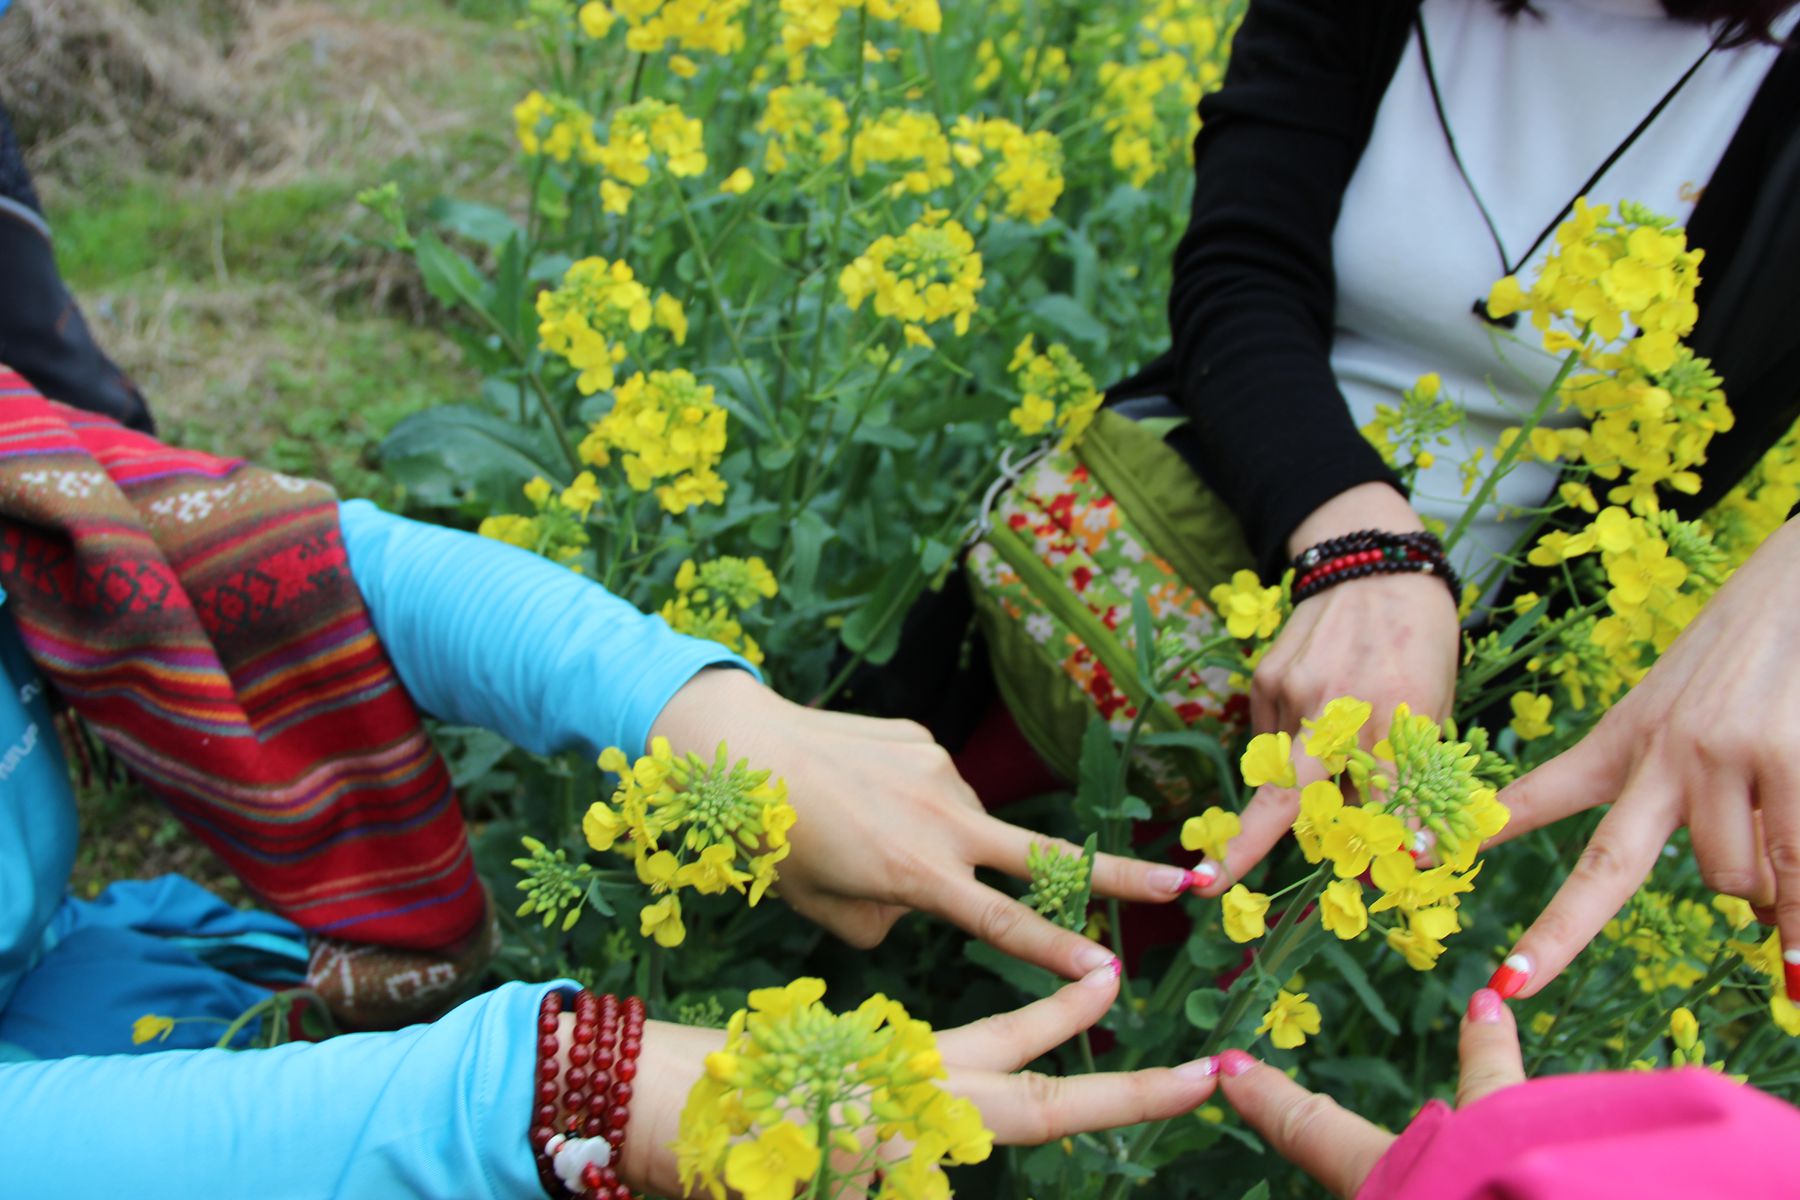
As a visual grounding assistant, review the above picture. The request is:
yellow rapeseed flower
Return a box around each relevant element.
[1180,806,1240,862]
[1319,879,1368,940]
[1256,990,1321,1050]
[1239,732,1296,790]
[1221,884,1270,944]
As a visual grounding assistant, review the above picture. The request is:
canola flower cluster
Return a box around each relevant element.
[536,256,689,396]
[599,97,708,213]
[584,739,798,948]
[839,211,985,349]
[1490,201,1730,518]
[949,117,1066,225]
[758,84,850,176]
[1096,0,1239,185]
[1360,372,1465,484]
[478,473,604,569]
[1005,335,1104,451]
[1183,697,1508,1054]
[673,978,990,1200]
[776,0,943,65]
[514,90,603,164]
[580,368,729,514]
[659,556,779,666]
[1023,839,1093,932]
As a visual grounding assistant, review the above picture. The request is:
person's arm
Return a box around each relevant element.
[1173,2,1465,900]
[0,980,550,1200]
[337,498,755,758]
[1169,0,1411,573]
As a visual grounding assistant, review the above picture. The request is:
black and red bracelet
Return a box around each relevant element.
[531,988,646,1200]
[1290,529,1460,606]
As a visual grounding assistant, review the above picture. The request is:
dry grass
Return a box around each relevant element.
[1,0,530,894]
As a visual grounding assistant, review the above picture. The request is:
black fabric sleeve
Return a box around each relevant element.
[1166,0,1416,573]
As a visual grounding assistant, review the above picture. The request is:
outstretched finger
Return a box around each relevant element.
[927,874,1118,980]
[1217,1051,1393,1199]
[1457,990,1526,1107]
[952,1059,1220,1145]
[1490,776,1679,1000]
[1756,762,1800,1003]
[1489,725,1630,846]
[938,967,1119,1071]
[966,815,1195,903]
[1194,754,1327,898]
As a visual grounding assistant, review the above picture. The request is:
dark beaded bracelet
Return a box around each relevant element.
[1290,530,1460,606]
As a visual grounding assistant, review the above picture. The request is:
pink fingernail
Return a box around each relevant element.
[1189,862,1220,892]
[1219,1049,1259,1078]
[1488,953,1531,1000]
[1174,1057,1219,1081]
[1152,867,1195,894]
[1467,988,1504,1024]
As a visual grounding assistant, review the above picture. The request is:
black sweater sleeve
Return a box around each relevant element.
[1166,0,1416,573]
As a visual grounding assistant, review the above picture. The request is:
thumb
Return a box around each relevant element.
[1488,716,1631,845]
[1217,1051,1393,1199]
[1457,990,1526,1107]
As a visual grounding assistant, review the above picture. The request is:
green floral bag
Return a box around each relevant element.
[965,407,1257,808]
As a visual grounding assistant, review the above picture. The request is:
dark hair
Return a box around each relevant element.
[1492,0,1798,47]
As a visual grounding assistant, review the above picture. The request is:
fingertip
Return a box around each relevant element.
[1172,1056,1220,1085]
[1219,1049,1260,1078]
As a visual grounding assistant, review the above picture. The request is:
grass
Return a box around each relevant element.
[1,0,534,896]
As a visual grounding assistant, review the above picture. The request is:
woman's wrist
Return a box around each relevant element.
[1285,482,1424,560]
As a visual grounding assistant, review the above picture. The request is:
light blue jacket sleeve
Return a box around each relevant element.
[339,499,758,758]
[0,980,556,1200]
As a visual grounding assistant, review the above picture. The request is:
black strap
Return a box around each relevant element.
[1415,12,1723,281]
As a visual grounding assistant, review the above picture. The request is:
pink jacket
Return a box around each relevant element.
[1360,1069,1798,1199]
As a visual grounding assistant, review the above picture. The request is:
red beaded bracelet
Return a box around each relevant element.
[531,989,646,1200]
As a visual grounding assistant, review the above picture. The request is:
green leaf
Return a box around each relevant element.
[414,229,493,323]
[1494,593,1553,651]
[1186,928,1241,971]
[1236,1182,1272,1200]
[1308,1055,1415,1102]
[1075,716,1121,823]
[1030,293,1107,348]
[380,404,561,507]
[840,537,951,664]
[1318,939,1401,1036]
[427,197,525,251]
[583,879,616,920]
[785,509,833,600]
[850,422,920,450]
[1140,728,1239,808]
[1131,590,1157,693]
[963,940,1061,999]
[1184,986,1225,1032]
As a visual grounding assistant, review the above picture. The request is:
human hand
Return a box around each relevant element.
[620,966,1222,1196]
[1219,988,1525,1198]
[1484,517,1800,1001]
[651,669,1196,978]
[1196,484,1461,896]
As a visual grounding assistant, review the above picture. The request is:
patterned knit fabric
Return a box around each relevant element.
[0,379,487,957]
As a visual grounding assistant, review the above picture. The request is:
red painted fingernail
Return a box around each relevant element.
[1488,954,1531,1000]
[1467,988,1504,1024]
[1109,957,1123,980]
[1219,1049,1259,1077]
[1189,862,1220,892]
[1783,950,1800,1002]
